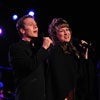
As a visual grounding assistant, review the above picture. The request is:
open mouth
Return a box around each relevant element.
[33,30,38,32]
[64,36,69,39]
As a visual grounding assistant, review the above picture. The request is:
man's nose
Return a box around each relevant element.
[34,25,38,29]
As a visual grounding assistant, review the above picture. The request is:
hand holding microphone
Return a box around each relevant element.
[42,37,53,50]
[72,37,92,48]
[72,37,94,59]
[40,33,53,50]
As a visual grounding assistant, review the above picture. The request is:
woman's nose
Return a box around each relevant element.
[64,33,67,35]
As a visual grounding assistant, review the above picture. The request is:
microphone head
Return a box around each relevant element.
[39,33,50,38]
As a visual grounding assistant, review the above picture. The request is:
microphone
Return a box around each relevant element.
[72,37,92,48]
[81,43,92,48]
[39,33,50,38]
[40,33,54,49]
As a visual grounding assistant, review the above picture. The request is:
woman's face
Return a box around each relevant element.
[56,27,71,43]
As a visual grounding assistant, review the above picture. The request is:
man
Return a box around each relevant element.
[9,15,52,100]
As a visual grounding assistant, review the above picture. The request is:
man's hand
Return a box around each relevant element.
[42,37,53,50]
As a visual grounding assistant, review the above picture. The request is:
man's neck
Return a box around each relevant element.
[22,37,32,42]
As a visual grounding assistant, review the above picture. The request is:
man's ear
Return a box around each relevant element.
[20,28,25,35]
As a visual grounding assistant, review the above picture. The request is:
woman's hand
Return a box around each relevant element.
[80,40,88,59]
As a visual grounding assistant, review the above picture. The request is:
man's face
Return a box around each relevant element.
[23,17,38,38]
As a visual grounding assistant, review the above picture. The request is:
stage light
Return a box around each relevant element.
[12,14,18,20]
[28,10,35,17]
[0,27,3,36]
[0,81,3,88]
[0,66,12,70]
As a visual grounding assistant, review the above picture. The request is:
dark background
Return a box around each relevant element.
[0,0,99,67]
[0,0,99,99]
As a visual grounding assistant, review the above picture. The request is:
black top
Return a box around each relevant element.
[9,40,50,100]
[46,44,96,100]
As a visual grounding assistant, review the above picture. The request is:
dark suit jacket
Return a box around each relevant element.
[9,40,49,100]
[46,44,96,100]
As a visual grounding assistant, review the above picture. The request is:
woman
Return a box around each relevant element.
[46,18,95,100]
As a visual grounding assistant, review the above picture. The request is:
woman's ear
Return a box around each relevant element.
[19,28,25,35]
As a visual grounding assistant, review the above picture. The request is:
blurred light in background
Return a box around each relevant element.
[0,27,3,36]
[0,9,36,37]
[12,14,18,21]
[28,10,35,18]
[0,81,3,88]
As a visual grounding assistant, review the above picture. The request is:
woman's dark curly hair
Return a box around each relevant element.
[48,18,72,43]
[48,18,80,59]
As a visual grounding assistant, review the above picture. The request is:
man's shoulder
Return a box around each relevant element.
[10,41,20,47]
[9,40,25,49]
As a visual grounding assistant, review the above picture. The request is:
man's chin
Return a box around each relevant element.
[33,34,38,37]
[27,35,38,39]
[32,34,38,37]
